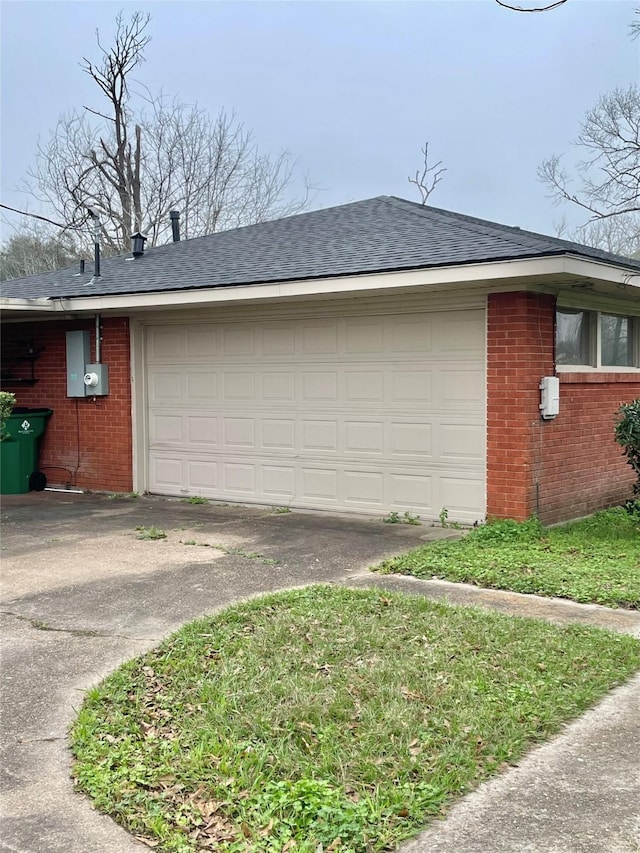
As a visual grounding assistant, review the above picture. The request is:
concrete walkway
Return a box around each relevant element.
[1,492,639,852]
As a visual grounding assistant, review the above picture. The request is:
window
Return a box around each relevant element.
[556,308,639,368]
[601,314,632,366]
[556,309,591,365]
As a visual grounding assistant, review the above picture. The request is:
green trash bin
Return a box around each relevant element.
[0,408,53,494]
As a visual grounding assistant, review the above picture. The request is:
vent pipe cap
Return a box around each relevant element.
[169,210,181,242]
[131,232,147,257]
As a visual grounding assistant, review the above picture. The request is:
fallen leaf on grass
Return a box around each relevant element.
[135,836,159,848]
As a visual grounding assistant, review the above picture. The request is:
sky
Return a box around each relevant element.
[1,0,639,241]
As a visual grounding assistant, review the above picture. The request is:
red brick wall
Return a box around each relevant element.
[487,292,640,523]
[537,374,640,523]
[1,318,132,492]
[487,291,555,520]
[4,298,638,517]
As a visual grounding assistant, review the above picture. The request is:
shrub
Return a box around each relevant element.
[615,399,640,497]
[0,392,16,441]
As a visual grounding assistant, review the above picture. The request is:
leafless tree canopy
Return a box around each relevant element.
[0,220,81,281]
[408,142,446,205]
[539,85,640,255]
[23,12,309,253]
[554,215,640,259]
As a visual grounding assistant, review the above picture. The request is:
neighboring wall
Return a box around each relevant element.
[1,318,132,492]
[487,292,639,524]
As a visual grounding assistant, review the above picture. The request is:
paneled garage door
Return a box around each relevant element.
[145,304,486,522]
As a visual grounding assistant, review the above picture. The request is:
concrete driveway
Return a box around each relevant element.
[0,491,436,852]
[2,492,639,853]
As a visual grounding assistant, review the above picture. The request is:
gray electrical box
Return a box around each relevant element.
[66,331,91,397]
[84,363,109,396]
[66,331,109,397]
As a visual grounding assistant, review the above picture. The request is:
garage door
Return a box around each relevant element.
[145,305,486,522]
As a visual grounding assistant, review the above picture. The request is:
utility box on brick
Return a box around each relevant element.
[66,331,109,397]
[84,363,109,395]
[66,331,91,397]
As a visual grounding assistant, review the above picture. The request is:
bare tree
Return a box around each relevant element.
[554,214,640,257]
[408,142,446,205]
[539,85,640,255]
[137,99,306,245]
[24,12,309,254]
[0,220,81,281]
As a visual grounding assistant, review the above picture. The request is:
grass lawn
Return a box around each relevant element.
[71,586,640,852]
[375,508,640,610]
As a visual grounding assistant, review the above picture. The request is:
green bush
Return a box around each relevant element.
[615,399,640,497]
[0,392,16,441]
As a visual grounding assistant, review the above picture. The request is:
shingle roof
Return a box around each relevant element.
[3,195,639,300]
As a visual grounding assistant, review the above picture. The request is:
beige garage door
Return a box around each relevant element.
[145,304,486,522]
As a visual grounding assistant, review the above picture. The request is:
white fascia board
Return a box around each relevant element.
[0,296,55,312]
[6,254,640,316]
[45,257,564,313]
[561,256,640,288]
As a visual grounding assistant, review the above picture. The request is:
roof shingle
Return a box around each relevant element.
[2,195,639,299]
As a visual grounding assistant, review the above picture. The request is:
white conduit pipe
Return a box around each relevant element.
[95,313,101,362]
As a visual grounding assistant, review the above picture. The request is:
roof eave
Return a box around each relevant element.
[3,254,639,316]
[0,296,58,321]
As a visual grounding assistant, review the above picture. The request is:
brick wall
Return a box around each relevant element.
[487,292,640,523]
[4,297,638,517]
[1,318,132,492]
[537,374,640,523]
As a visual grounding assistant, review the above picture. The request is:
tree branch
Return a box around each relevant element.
[539,85,640,254]
[0,203,84,232]
[83,105,116,123]
[408,141,446,205]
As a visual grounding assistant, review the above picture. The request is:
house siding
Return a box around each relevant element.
[487,292,639,523]
[1,318,132,492]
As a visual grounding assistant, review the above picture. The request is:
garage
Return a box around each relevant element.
[144,298,486,523]
[5,195,639,524]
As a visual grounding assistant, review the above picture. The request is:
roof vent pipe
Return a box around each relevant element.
[87,210,101,278]
[170,210,181,242]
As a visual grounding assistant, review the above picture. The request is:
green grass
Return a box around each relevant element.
[382,511,421,526]
[376,508,640,609]
[71,586,640,852]
[135,525,167,541]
